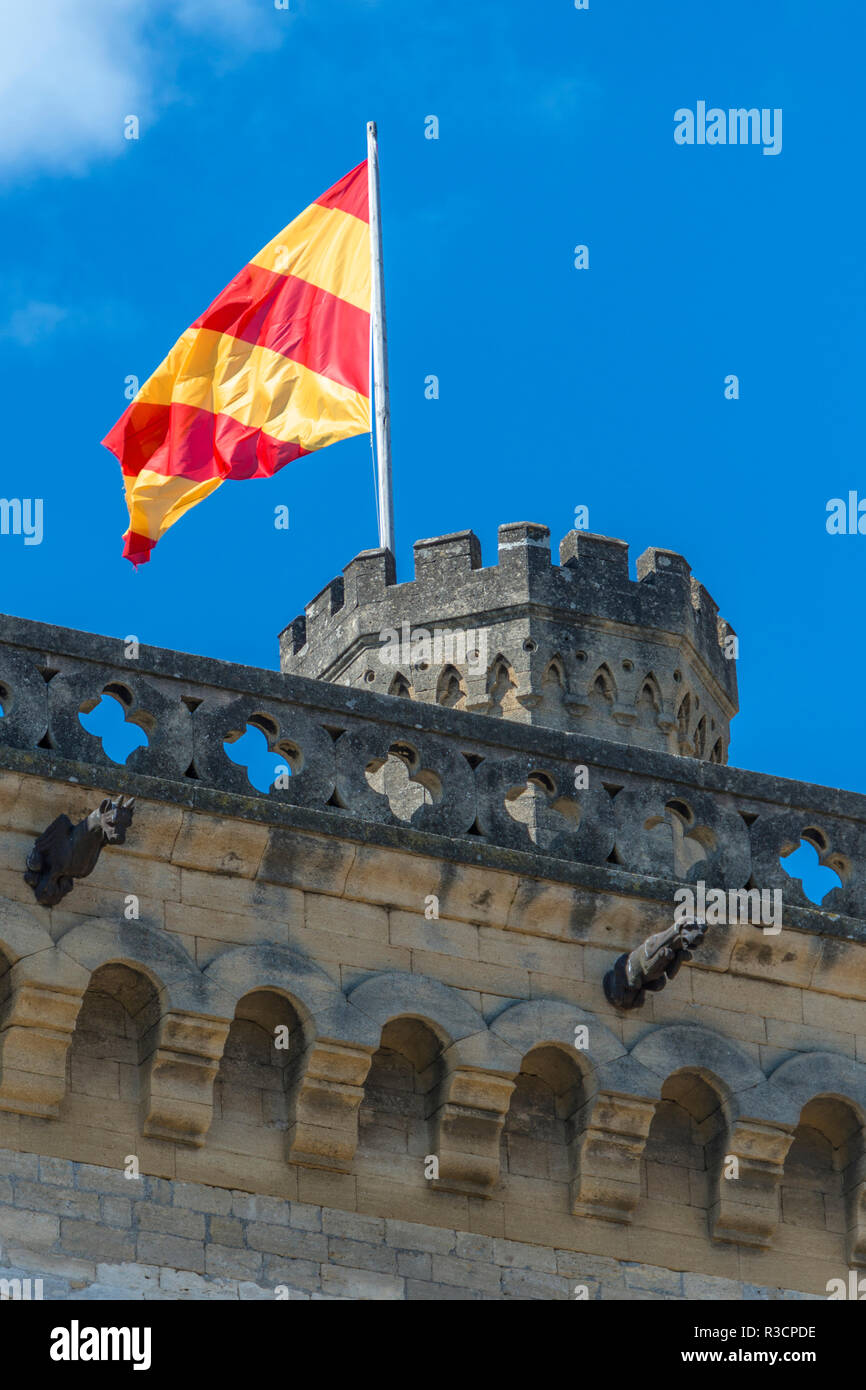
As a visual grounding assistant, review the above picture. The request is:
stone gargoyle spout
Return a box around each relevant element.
[24,796,136,908]
[603,918,706,1010]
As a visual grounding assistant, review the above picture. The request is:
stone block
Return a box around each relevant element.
[500,1268,570,1300]
[683,1272,744,1299]
[172,1181,233,1215]
[328,1237,396,1274]
[60,1219,135,1263]
[136,1232,206,1275]
[432,1254,501,1294]
[209,1217,246,1248]
[159,1267,236,1298]
[205,1244,263,1281]
[14,1181,100,1221]
[406,1278,483,1300]
[320,1266,404,1300]
[493,1238,558,1273]
[171,814,268,878]
[245,1225,327,1261]
[455,1232,494,1262]
[390,911,480,960]
[38,1156,75,1186]
[396,1250,432,1280]
[289,1202,323,1231]
[384,1219,457,1255]
[0,1150,38,1179]
[307,894,389,943]
[74,1164,150,1199]
[99,1197,132,1228]
[321,1210,385,1242]
[261,1256,321,1292]
[623,1262,684,1295]
[137,1203,206,1239]
[0,1207,59,1248]
[230,1192,292,1225]
[96,1261,162,1293]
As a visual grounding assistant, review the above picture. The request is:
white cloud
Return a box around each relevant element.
[0,296,144,348]
[0,0,285,180]
[0,300,68,346]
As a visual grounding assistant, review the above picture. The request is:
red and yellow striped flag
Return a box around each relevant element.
[103,161,371,565]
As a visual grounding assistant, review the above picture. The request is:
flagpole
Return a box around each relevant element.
[366,121,395,555]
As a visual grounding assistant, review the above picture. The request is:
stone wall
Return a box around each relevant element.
[0,1150,821,1301]
[1,613,865,1300]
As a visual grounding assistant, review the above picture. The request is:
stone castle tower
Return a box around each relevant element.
[0,522,862,1302]
[280,524,736,762]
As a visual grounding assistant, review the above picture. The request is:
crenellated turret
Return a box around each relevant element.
[279,524,738,762]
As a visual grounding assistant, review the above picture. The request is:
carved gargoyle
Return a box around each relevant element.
[604,917,706,1010]
[24,796,136,908]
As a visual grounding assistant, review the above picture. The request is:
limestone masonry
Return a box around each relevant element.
[0,523,862,1301]
[280,524,737,760]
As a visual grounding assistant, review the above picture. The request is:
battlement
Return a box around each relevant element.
[279,524,739,762]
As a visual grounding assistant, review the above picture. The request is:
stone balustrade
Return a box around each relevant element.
[0,612,861,933]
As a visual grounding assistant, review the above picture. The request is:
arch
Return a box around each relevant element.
[536,655,569,727]
[635,671,662,719]
[347,971,483,1047]
[387,671,414,699]
[589,662,616,705]
[501,1042,588,1193]
[60,918,219,1016]
[637,671,661,705]
[204,942,366,1043]
[356,1014,447,1175]
[62,960,162,1123]
[677,691,692,748]
[487,655,518,717]
[491,999,625,1072]
[694,715,708,757]
[542,656,567,693]
[779,1093,864,1266]
[637,1065,730,1231]
[435,665,466,710]
[766,1053,866,1126]
[631,1024,764,1117]
[211,987,303,1141]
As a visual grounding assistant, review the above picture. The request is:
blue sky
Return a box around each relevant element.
[0,0,861,804]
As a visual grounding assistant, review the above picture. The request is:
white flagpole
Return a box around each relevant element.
[366,121,395,555]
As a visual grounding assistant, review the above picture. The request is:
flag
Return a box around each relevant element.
[103,160,371,565]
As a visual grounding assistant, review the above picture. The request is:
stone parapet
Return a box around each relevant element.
[0,611,859,931]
